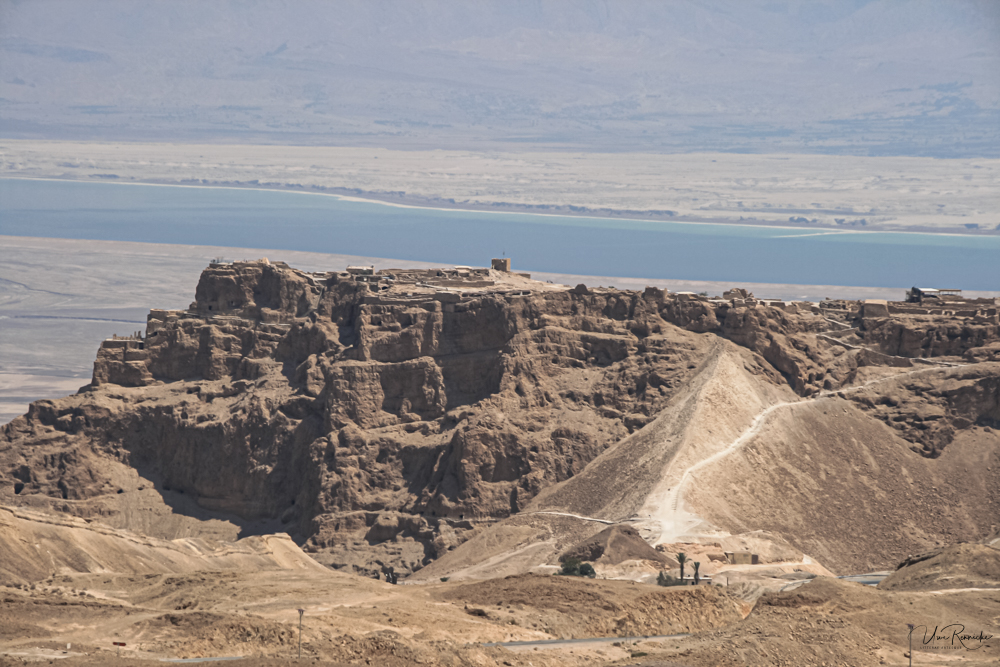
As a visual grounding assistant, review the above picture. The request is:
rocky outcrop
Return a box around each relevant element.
[856,301,1000,359]
[4,261,1000,576]
[879,543,1000,591]
[560,525,671,566]
[848,365,1000,457]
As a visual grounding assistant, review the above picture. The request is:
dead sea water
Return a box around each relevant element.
[1,178,998,290]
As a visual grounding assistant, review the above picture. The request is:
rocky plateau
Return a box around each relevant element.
[2,260,999,582]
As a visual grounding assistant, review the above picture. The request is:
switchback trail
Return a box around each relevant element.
[655,361,965,543]
[526,363,966,544]
[525,320,971,553]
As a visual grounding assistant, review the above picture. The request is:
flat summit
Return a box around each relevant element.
[3,259,998,580]
[1,258,999,664]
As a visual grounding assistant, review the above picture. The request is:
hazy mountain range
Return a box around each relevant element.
[1,0,998,156]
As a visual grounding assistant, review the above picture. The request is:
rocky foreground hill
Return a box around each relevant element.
[2,260,999,579]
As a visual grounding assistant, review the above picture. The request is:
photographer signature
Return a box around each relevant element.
[909,624,994,651]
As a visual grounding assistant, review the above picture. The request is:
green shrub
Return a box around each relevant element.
[559,558,582,576]
[656,571,683,586]
[558,558,596,577]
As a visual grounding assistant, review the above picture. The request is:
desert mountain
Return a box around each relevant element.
[2,260,999,582]
[3,2,997,155]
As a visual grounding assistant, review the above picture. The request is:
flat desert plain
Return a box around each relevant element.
[2,139,998,234]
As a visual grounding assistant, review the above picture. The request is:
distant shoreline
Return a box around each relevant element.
[3,175,995,239]
[5,233,999,423]
[4,234,1000,302]
[4,139,997,237]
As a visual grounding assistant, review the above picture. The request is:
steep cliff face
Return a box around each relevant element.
[3,261,998,576]
[854,300,1000,360]
[847,365,1000,457]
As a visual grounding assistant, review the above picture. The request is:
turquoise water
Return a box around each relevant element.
[1,178,998,289]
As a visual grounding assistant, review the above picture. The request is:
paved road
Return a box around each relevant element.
[482,633,690,650]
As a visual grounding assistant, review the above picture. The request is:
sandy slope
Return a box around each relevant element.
[0,505,324,586]
[2,505,996,666]
[416,350,1000,580]
[0,503,759,666]
[410,342,796,581]
[684,363,1000,572]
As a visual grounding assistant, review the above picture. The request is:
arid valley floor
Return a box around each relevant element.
[4,1,1000,663]
[1,248,998,666]
[4,141,999,234]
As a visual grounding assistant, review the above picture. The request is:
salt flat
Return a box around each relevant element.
[2,140,998,234]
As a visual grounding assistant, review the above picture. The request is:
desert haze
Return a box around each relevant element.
[3,140,999,234]
[2,1,999,665]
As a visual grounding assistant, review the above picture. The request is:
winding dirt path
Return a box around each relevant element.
[528,511,614,525]
[524,319,972,555]
[526,362,965,543]
[653,362,963,544]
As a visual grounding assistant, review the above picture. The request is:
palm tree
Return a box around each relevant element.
[693,561,701,586]
[677,552,687,583]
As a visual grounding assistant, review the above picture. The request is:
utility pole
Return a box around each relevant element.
[298,608,305,660]
[906,623,914,667]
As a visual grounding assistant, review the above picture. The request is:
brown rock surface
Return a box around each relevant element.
[442,573,750,638]
[0,508,753,666]
[845,363,1000,457]
[561,525,671,567]
[0,261,812,576]
[3,260,1000,581]
[857,299,1000,359]
[879,542,1000,591]
[655,576,1000,666]
[0,505,324,587]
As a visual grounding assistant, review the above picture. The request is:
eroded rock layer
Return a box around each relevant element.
[3,261,998,576]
